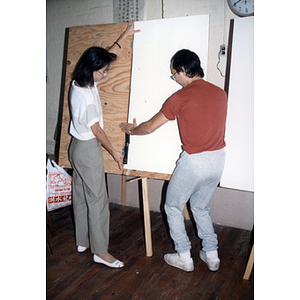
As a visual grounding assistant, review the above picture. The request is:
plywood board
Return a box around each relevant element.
[58,22,133,175]
[220,17,254,192]
[124,15,209,175]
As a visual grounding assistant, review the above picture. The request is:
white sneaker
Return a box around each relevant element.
[200,250,220,271]
[164,253,194,272]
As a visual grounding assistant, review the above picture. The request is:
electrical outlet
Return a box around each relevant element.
[220,44,226,56]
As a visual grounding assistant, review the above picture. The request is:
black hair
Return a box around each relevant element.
[171,49,204,78]
[72,46,117,87]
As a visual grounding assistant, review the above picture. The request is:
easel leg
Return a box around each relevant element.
[183,204,190,220]
[243,244,254,280]
[141,177,153,257]
[121,173,127,206]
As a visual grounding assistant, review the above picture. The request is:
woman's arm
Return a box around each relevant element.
[119,111,169,135]
[108,21,140,55]
[91,122,123,170]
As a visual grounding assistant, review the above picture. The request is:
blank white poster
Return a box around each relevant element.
[220,17,254,192]
[126,15,209,174]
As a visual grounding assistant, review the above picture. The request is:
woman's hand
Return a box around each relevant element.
[108,21,140,54]
[91,122,123,169]
[123,21,141,37]
[111,150,123,170]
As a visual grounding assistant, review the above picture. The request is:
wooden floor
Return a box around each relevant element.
[47,203,254,300]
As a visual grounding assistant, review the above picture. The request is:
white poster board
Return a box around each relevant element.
[220,17,254,192]
[126,15,209,174]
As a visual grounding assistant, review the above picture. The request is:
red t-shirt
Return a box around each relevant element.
[161,79,227,154]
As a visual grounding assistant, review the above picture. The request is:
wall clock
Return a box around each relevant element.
[227,0,254,17]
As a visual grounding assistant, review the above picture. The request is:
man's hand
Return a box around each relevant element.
[119,118,137,134]
[120,112,169,135]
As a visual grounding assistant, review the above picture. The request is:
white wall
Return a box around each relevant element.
[221,17,254,192]
[46,0,253,230]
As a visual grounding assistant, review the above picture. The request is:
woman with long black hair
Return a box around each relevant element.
[69,22,140,268]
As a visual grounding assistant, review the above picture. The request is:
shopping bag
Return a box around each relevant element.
[46,159,72,211]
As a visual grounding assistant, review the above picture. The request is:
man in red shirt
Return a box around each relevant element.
[120,49,227,272]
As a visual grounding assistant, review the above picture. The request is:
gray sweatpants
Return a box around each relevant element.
[165,149,225,254]
[69,137,109,254]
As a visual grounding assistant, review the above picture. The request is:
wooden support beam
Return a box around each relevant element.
[243,244,254,280]
[141,177,153,257]
[121,173,127,206]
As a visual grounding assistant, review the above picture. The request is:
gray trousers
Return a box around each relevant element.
[69,137,109,254]
[165,149,225,254]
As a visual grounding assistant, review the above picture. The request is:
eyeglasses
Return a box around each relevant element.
[98,67,110,78]
[170,72,177,81]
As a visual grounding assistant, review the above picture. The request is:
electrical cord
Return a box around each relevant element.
[217,48,226,77]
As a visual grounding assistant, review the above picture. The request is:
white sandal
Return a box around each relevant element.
[93,254,124,268]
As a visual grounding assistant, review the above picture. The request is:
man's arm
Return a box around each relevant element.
[119,111,169,135]
[91,122,123,170]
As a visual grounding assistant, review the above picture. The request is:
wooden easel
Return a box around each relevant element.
[123,176,152,256]
[121,170,171,257]
[57,22,133,173]
[121,170,190,257]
